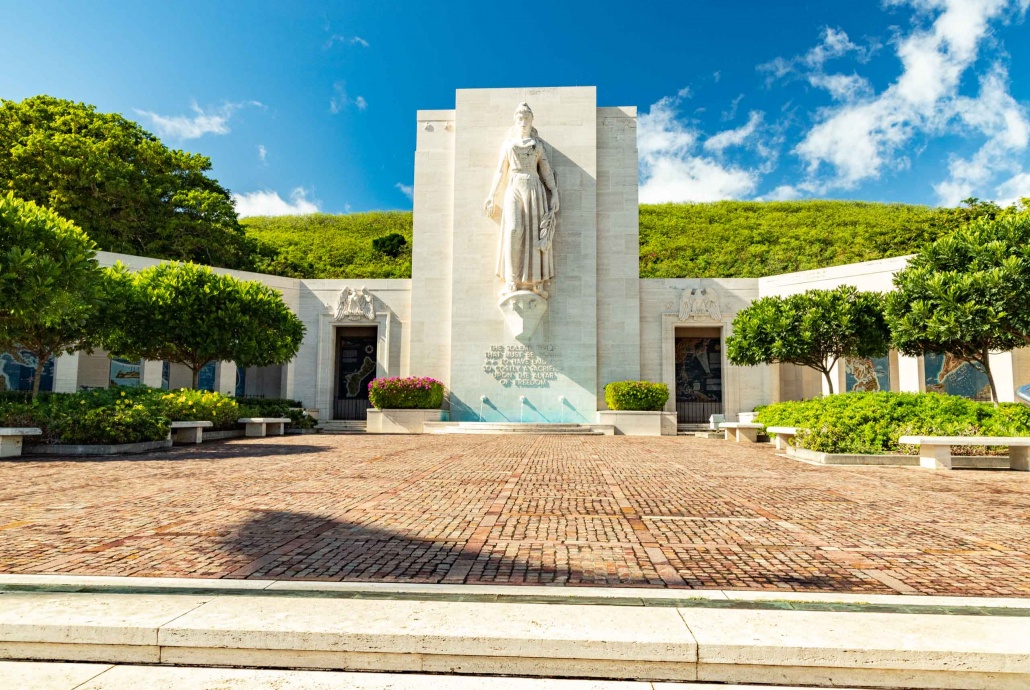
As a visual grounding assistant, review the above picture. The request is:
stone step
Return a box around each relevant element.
[0,661,879,689]
[318,420,367,434]
[0,588,1026,688]
[426,422,613,435]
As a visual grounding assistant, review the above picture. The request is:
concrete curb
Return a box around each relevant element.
[0,581,1027,688]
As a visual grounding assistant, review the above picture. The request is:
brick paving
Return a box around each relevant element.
[1,434,1029,596]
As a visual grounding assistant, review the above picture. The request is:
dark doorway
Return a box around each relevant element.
[334,326,377,420]
[675,328,723,424]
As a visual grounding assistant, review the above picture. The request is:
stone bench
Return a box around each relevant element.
[766,426,798,450]
[169,421,214,444]
[239,418,289,438]
[721,422,764,444]
[0,428,42,458]
[899,435,1030,471]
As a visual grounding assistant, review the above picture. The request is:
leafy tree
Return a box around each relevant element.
[102,262,305,389]
[372,232,407,258]
[0,193,103,397]
[885,209,1030,404]
[0,95,253,269]
[726,286,891,394]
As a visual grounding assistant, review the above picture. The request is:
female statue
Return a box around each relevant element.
[484,103,560,298]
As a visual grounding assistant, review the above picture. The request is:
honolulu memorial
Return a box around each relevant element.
[7,86,1029,430]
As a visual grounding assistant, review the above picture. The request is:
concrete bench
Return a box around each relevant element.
[169,421,214,444]
[0,428,42,458]
[899,435,1030,471]
[766,426,798,450]
[721,422,764,444]
[239,418,289,438]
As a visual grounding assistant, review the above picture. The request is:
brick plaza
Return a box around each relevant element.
[1,435,1028,596]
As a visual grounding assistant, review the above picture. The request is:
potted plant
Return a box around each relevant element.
[366,377,446,433]
[597,381,675,436]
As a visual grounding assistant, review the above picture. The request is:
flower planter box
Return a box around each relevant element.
[595,410,676,436]
[367,409,445,434]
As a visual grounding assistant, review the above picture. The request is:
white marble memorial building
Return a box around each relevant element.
[13,87,1030,429]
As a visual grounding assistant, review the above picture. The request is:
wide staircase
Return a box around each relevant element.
[318,419,367,434]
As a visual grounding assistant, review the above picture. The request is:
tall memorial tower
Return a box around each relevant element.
[408,87,641,422]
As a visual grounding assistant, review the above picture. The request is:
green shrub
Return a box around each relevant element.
[368,377,444,410]
[755,392,1030,454]
[604,381,670,411]
[157,389,240,430]
[0,386,264,443]
[51,403,169,445]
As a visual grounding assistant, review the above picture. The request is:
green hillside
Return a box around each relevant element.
[242,200,982,280]
[243,212,413,279]
[638,200,959,278]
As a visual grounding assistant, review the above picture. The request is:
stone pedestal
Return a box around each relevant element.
[596,411,676,436]
[367,409,444,434]
[499,291,547,343]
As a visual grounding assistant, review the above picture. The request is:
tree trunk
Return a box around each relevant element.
[979,353,1000,406]
[821,368,835,395]
[191,367,200,390]
[31,356,44,400]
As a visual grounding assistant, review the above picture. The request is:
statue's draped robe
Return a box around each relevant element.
[493,138,557,291]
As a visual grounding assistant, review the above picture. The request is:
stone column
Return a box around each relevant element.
[897,354,924,393]
[52,351,80,393]
[140,360,164,389]
[216,362,237,397]
[989,351,1016,403]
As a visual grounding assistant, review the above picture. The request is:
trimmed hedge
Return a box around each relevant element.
[604,381,670,411]
[0,386,313,445]
[368,377,444,410]
[755,392,1030,455]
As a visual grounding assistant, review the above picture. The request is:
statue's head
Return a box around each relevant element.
[514,102,533,125]
[512,102,537,138]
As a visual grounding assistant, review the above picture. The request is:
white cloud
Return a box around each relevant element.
[934,64,1030,204]
[995,172,1030,205]
[135,100,262,140]
[330,82,366,114]
[395,183,413,200]
[793,0,1022,192]
[638,96,763,203]
[324,34,369,49]
[759,27,876,85]
[807,73,873,101]
[704,111,765,153]
[257,145,267,163]
[757,185,803,201]
[233,188,320,217]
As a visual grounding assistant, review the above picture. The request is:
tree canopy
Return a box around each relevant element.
[726,286,891,394]
[0,95,252,269]
[0,193,103,396]
[885,208,1030,404]
[102,262,306,389]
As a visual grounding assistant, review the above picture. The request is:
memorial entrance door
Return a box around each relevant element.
[334,326,377,420]
[675,327,723,424]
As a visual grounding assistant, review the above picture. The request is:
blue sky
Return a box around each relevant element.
[2,0,1028,215]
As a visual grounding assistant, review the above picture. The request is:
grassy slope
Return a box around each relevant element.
[243,200,955,280]
[243,212,413,279]
[639,200,946,278]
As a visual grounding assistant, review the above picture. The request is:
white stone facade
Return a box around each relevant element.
[31,86,1029,423]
